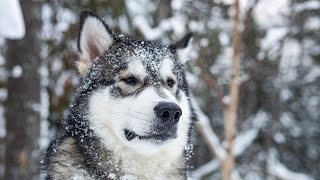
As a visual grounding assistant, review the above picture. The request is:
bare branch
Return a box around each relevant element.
[222,0,241,179]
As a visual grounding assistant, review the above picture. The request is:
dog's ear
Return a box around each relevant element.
[77,11,114,74]
[169,33,193,63]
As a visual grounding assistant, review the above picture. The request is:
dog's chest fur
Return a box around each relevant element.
[47,137,185,180]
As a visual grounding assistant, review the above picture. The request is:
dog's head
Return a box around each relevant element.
[76,11,194,155]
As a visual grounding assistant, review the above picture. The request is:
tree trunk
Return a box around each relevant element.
[222,0,241,179]
[5,1,42,179]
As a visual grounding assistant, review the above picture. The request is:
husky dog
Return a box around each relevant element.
[43,11,196,180]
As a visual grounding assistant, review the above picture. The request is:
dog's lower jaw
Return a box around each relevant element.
[124,128,177,143]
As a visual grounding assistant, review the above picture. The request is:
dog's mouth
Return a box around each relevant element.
[124,128,176,143]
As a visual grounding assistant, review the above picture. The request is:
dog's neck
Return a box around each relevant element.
[96,127,187,179]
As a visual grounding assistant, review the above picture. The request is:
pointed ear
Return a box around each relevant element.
[169,33,193,64]
[77,11,114,74]
[169,33,193,50]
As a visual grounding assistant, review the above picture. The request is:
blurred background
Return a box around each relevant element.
[0,0,319,179]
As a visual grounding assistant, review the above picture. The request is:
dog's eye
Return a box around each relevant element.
[122,76,138,85]
[166,78,175,88]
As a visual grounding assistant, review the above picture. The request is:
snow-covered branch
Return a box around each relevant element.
[191,96,226,161]
[191,160,220,180]
[267,149,314,180]
[233,129,258,156]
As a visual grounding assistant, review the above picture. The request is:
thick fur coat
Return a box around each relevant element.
[43,11,195,180]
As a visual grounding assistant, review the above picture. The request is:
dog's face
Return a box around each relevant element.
[77,11,193,155]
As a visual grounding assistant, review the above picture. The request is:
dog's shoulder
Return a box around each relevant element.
[43,134,93,179]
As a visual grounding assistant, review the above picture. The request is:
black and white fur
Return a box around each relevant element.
[43,11,196,180]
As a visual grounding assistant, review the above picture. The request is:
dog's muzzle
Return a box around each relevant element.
[124,102,182,143]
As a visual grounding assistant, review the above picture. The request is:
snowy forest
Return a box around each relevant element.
[0,0,319,179]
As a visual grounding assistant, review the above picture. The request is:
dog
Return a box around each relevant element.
[43,10,196,180]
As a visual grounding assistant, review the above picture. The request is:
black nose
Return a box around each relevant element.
[154,102,182,125]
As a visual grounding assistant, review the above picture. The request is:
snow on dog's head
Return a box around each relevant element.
[77,11,193,156]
